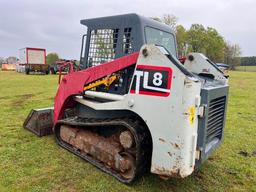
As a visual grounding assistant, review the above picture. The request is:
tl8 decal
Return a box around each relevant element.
[130,65,172,97]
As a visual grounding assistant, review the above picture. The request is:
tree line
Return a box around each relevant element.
[240,57,256,66]
[0,56,18,64]
[153,14,242,68]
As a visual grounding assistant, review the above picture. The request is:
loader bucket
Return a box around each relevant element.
[23,107,54,137]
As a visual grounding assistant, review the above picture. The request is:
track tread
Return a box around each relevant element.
[54,116,152,184]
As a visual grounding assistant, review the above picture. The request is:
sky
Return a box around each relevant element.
[0,0,255,59]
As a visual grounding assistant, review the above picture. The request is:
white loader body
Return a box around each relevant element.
[74,45,228,177]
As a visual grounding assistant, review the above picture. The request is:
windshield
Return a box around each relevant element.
[145,27,177,57]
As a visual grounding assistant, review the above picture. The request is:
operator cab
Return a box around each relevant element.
[80,13,178,69]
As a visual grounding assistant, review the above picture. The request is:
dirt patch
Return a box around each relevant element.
[238,151,250,157]
[14,93,34,99]
[238,150,256,157]
[226,168,239,175]
[11,93,34,107]
[194,170,204,180]
[0,96,10,100]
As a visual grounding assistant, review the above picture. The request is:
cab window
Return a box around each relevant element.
[145,27,177,57]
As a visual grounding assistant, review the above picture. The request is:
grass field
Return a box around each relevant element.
[235,66,256,72]
[0,71,255,192]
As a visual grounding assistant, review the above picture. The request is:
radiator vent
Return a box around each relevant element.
[206,96,226,143]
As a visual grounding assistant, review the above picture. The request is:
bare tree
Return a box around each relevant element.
[0,57,6,64]
[6,56,18,64]
[224,42,241,69]
[152,14,178,31]
[162,14,178,31]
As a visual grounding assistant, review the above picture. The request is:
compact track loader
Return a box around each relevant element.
[24,14,229,183]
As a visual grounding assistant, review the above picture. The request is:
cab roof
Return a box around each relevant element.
[80,13,174,34]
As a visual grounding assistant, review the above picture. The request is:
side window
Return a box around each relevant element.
[145,27,177,57]
[122,28,133,54]
[88,29,119,67]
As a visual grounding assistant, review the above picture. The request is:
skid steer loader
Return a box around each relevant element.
[24,13,229,183]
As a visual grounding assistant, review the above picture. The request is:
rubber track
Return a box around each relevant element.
[54,116,152,183]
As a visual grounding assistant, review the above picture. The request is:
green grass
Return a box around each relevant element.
[235,66,256,72]
[0,71,255,192]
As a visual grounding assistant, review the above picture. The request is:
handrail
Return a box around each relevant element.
[58,62,75,84]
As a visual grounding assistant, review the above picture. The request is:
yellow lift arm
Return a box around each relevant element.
[84,75,118,91]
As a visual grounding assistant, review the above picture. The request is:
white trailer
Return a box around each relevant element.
[19,47,49,74]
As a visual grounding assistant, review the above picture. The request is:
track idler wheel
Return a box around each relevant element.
[118,152,135,180]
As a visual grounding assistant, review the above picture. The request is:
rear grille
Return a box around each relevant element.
[206,96,226,143]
